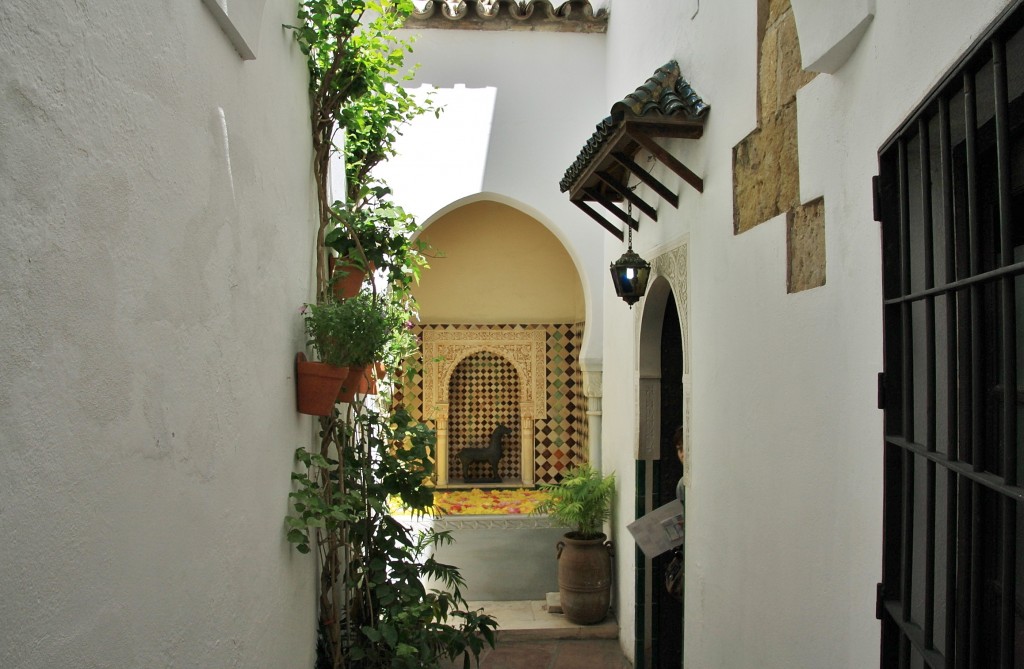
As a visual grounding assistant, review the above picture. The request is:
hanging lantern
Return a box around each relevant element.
[609,228,650,307]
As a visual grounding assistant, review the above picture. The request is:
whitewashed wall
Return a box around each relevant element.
[601,0,1013,667]
[0,1,317,667]
[379,28,609,365]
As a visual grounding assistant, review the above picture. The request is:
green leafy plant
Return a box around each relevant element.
[325,189,431,293]
[288,0,436,303]
[286,2,490,665]
[288,405,497,668]
[533,464,616,539]
[302,290,403,367]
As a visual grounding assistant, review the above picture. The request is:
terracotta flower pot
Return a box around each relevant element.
[295,352,349,416]
[556,532,614,625]
[327,256,374,300]
[338,363,377,402]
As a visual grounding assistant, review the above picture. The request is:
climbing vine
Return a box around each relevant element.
[289,0,433,302]
[285,2,497,667]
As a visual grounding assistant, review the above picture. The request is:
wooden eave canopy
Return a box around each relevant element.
[559,61,709,240]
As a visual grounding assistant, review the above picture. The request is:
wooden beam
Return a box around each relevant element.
[596,170,658,221]
[628,130,704,193]
[584,187,639,230]
[572,199,624,240]
[611,151,679,208]
[625,117,705,139]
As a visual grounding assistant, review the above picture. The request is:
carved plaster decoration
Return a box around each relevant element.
[651,243,689,343]
[421,327,547,486]
[646,243,692,472]
[410,0,607,32]
[581,368,602,400]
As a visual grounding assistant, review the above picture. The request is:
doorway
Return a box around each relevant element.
[652,295,684,667]
[636,279,685,668]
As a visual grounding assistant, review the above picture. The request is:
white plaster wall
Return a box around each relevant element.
[378,28,609,365]
[0,1,317,667]
[600,0,1013,666]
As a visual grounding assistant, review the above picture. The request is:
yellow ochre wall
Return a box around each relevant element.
[414,201,585,323]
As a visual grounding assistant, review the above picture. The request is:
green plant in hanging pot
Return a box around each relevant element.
[534,464,616,625]
[295,297,364,416]
[302,289,403,402]
[325,189,428,299]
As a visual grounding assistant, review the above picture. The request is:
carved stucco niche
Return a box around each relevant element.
[421,327,547,486]
[637,244,692,486]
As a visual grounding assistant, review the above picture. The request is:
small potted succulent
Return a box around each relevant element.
[534,464,616,624]
[296,290,402,413]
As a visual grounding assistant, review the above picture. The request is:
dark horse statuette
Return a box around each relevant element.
[458,423,512,483]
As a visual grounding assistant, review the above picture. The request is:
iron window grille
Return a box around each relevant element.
[877,2,1024,666]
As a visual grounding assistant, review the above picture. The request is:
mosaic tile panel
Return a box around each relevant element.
[447,351,521,481]
[572,321,588,464]
[403,323,588,486]
[535,417,576,483]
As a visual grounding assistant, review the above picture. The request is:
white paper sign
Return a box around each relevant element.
[627,499,685,557]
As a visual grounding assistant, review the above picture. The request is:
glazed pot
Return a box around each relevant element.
[556,532,614,625]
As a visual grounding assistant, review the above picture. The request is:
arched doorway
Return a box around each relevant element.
[652,295,683,667]
[636,278,685,667]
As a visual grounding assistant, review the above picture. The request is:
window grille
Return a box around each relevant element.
[877,2,1024,666]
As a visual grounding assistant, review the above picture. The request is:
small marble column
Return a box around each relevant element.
[520,411,535,485]
[581,365,603,470]
[435,412,449,487]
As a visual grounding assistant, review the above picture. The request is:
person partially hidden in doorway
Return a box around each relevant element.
[665,426,685,602]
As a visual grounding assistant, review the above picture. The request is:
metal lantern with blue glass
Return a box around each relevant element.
[609,225,650,306]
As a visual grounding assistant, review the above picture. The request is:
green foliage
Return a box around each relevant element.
[288,0,437,302]
[286,3,484,665]
[302,290,406,367]
[288,405,498,668]
[533,464,616,539]
[324,186,431,294]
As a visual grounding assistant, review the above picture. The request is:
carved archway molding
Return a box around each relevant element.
[422,328,547,486]
[636,244,691,485]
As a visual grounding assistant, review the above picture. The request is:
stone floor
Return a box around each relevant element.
[440,600,631,669]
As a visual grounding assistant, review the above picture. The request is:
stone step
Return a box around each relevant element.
[465,598,619,642]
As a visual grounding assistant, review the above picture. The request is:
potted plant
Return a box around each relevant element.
[534,464,616,624]
[330,290,402,402]
[325,192,418,298]
[297,290,402,411]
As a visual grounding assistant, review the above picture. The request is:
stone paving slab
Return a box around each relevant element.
[467,599,618,641]
[439,600,630,668]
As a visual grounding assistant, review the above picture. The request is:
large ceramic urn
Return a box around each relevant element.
[556,532,614,625]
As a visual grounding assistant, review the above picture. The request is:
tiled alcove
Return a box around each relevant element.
[448,351,522,481]
[404,323,585,486]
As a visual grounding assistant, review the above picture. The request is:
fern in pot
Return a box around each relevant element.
[534,464,616,624]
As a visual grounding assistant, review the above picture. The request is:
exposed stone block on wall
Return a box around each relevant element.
[733,0,825,292]
[775,10,817,108]
[787,196,826,292]
[733,104,799,234]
